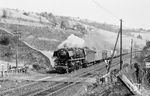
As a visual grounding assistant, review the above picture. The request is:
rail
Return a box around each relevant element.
[0,51,140,96]
[31,53,132,96]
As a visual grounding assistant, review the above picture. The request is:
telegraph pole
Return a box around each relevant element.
[14,32,21,68]
[107,19,123,73]
[120,19,123,70]
[130,39,133,65]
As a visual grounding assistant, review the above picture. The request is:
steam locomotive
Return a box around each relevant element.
[52,47,122,73]
[53,47,97,73]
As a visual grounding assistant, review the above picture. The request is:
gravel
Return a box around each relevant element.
[0,79,33,92]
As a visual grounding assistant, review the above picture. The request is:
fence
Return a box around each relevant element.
[0,62,28,77]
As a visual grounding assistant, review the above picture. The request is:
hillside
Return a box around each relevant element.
[0,28,52,72]
[0,8,148,70]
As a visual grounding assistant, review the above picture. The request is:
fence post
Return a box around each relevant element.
[2,65,4,77]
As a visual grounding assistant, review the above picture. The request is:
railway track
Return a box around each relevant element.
[30,70,96,96]
[0,53,138,96]
[27,55,130,96]
[0,66,97,96]
[41,53,139,96]
[0,58,117,96]
[0,81,59,96]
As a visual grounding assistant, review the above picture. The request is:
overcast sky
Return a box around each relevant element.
[0,0,150,29]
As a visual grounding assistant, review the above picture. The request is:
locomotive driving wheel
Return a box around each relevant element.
[55,67,66,74]
[82,59,87,68]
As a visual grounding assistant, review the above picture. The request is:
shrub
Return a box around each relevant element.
[60,20,69,29]
[23,12,29,16]
[137,34,142,39]
[146,41,150,47]
[0,36,10,45]
[2,10,8,18]
[32,64,40,70]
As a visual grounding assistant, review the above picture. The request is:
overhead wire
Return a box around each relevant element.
[90,0,121,21]
[90,0,123,72]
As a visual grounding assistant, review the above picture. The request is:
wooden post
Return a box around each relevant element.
[130,39,133,65]
[14,32,21,68]
[2,65,4,77]
[120,19,123,70]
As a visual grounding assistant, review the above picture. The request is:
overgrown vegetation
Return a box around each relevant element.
[83,81,132,96]
[143,70,150,89]
[134,41,150,89]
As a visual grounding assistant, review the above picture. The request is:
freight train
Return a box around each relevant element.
[52,47,121,73]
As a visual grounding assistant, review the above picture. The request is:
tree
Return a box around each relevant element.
[23,12,29,16]
[139,28,145,32]
[0,36,10,45]
[60,20,69,29]
[39,17,42,23]
[146,40,150,47]
[137,34,142,39]
[2,10,8,18]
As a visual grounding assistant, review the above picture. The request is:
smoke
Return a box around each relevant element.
[58,34,85,48]
[40,51,55,67]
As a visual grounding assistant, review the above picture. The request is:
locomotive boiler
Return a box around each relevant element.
[53,47,96,73]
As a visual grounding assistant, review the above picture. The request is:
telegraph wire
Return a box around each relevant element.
[90,0,124,71]
[91,0,125,30]
[90,0,121,21]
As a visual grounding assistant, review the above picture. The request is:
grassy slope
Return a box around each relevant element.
[0,22,83,50]
[0,28,52,72]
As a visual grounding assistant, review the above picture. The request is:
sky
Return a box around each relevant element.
[0,0,150,29]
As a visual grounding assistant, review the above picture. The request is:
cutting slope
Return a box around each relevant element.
[0,28,52,72]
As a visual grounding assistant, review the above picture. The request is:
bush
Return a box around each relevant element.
[23,12,29,16]
[146,41,150,47]
[137,34,142,39]
[2,10,7,18]
[60,20,69,29]
[32,64,40,70]
[0,36,10,45]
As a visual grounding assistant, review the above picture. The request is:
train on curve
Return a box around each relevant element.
[52,47,120,73]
